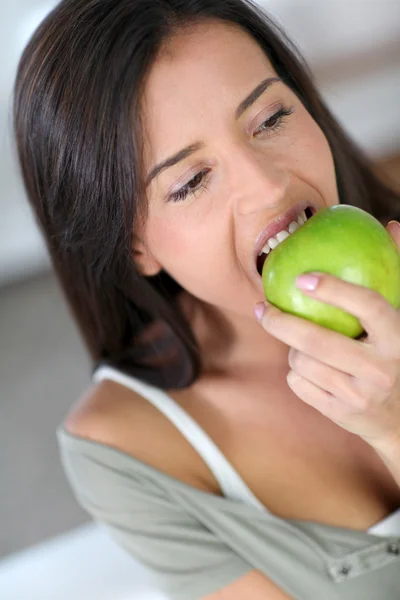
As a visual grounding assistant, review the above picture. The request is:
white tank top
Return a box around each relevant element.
[92,364,400,538]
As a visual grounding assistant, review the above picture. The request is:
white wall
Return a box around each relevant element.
[0,0,399,286]
[262,0,400,154]
[0,523,169,600]
[0,2,58,285]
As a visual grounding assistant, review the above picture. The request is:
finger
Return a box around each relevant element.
[296,272,400,348]
[259,304,387,388]
[288,347,363,408]
[386,220,400,251]
[286,369,344,421]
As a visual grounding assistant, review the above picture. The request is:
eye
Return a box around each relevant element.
[255,105,294,136]
[166,105,294,204]
[167,168,211,204]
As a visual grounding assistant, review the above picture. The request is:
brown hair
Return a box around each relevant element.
[13,0,400,389]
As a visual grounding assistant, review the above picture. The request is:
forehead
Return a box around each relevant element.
[140,21,278,166]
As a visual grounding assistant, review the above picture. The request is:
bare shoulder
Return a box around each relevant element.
[63,378,135,444]
[63,377,182,462]
[63,377,218,492]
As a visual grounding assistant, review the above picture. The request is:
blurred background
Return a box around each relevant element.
[1,1,399,598]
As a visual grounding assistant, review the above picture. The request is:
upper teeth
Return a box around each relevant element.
[258,209,308,256]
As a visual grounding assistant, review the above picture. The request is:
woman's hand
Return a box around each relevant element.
[255,220,400,451]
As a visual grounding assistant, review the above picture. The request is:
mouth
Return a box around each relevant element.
[255,204,316,277]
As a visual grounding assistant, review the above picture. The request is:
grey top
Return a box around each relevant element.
[57,365,400,599]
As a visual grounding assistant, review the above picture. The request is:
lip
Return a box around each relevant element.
[252,200,318,275]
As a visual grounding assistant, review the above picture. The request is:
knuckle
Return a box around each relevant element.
[368,364,396,391]
[353,389,370,411]
[378,367,397,391]
[369,292,386,317]
[300,329,319,349]
[344,376,369,409]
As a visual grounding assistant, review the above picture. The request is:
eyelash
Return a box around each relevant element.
[167,105,295,204]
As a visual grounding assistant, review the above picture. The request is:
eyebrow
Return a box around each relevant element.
[145,76,282,187]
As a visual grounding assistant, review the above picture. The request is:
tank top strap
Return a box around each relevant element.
[92,364,266,511]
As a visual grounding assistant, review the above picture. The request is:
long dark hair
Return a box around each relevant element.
[13,0,400,389]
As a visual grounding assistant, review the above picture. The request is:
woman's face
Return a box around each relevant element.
[139,20,340,320]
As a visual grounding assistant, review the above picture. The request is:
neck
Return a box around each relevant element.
[177,291,289,376]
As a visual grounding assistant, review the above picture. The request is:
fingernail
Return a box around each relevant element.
[296,273,320,291]
[388,220,400,231]
[254,302,265,322]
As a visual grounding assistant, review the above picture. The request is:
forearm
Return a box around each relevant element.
[372,436,400,490]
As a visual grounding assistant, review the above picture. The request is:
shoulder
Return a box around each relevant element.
[63,377,178,469]
[63,378,146,447]
[63,376,218,493]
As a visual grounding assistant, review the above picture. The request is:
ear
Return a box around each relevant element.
[133,237,162,277]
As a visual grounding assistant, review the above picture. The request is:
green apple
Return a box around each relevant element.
[261,204,400,337]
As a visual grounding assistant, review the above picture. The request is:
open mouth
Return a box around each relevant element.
[256,205,315,276]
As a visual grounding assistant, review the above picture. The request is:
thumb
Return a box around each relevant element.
[386,220,400,250]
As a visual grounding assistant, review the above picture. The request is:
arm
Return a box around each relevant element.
[202,569,293,600]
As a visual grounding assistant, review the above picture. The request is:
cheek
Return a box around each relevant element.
[146,213,207,273]
[296,117,339,202]
[146,213,235,300]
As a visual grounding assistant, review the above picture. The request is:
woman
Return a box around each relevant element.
[13,1,400,598]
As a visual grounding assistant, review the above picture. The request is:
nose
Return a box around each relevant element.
[232,146,290,215]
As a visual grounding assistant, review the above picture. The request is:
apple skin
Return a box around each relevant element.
[261,204,400,338]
